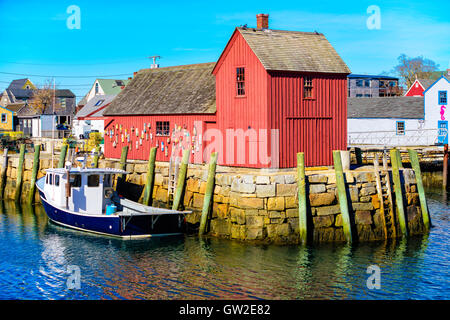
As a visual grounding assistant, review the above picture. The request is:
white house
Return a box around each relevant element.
[347,73,450,147]
[423,75,449,144]
[72,95,115,139]
[76,79,130,110]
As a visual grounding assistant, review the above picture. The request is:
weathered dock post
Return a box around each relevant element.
[28,144,41,204]
[14,144,26,203]
[199,152,218,236]
[355,147,363,165]
[92,145,101,168]
[333,150,353,243]
[395,148,403,168]
[118,146,129,179]
[58,144,68,168]
[390,149,408,237]
[373,153,388,239]
[142,147,157,206]
[0,148,8,198]
[172,149,190,211]
[297,152,308,244]
[443,144,448,189]
[408,149,431,230]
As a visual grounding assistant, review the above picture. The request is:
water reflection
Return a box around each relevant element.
[0,192,448,299]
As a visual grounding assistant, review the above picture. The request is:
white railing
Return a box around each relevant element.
[348,128,447,147]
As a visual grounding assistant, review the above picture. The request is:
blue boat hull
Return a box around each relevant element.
[37,186,185,239]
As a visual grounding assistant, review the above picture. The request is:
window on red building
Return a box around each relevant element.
[156,121,170,136]
[236,67,245,96]
[304,77,313,98]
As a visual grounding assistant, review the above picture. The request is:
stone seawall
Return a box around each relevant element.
[0,153,427,244]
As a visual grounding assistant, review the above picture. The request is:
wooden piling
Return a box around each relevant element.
[58,144,68,168]
[142,147,157,206]
[390,149,408,237]
[172,149,190,211]
[408,149,431,230]
[373,154,388,239]
[395,148,403,168]
[443,144,448,189]
[297,152,308,244]
[118,146,129,179]
[0,149,8,198]
[382,151,397,237]
[333,150,353,243]
[14,144,26,203]
[92,145,101,168]
[28,144,41,204]
[199,152,218,236]
[355,147,363,165]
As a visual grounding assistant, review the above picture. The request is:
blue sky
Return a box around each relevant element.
[0,0,449,101]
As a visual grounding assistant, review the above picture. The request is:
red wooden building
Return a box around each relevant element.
[103,14,350,168]
[404,78,435,97]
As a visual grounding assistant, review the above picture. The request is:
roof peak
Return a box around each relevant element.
[138,62,216,74]
[237,27,323,36]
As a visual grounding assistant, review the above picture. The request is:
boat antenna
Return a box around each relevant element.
[51,77,56,168]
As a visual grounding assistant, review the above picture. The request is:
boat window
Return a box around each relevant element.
[103,174,112,187]
[49,174,53,185]
[46,174,48,184]
[55,175,60,186]
[87,175,100,187]
[70,174,81,188]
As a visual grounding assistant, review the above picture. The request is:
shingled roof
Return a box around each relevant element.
[75,95,115,118]
[231,27,351,74]
[348,97,424,119]
[104,62,216,116]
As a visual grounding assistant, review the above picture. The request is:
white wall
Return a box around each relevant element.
[424,77,450,128]
[347,118,436,146]
[348,76,450,147]
[85,80,105,103]
[72,119,104,138]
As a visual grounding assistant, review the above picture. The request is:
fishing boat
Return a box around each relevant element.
[36,162,192,239]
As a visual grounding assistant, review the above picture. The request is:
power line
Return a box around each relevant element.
[0,58,146,66]
[0,71,133,78]
[0,80,92,87]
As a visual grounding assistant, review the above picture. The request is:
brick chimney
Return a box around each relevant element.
[256,14,269,29]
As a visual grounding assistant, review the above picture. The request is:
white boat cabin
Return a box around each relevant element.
[43,167,126,214]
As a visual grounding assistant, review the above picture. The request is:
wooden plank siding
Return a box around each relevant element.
[104,114,216,163]
[214,31,271,168]
[269,72,347,167]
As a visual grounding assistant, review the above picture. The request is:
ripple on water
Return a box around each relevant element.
[0,191,449,300]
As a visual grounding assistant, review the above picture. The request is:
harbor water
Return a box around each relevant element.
[0,187,449,300]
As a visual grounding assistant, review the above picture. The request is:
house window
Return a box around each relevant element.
[396,121,405,135]
[356,80,363,87]
[236,67,245,96]
[156,121,170,136]
[60,98,66,108]
[1,113,7,123]
[364,94,372,97]
[439,91,447,105]
[364,80,370,87]
[94,99,104,106]
[95,82,99,95]
[303,77,313,98]
[356,94,363,98]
